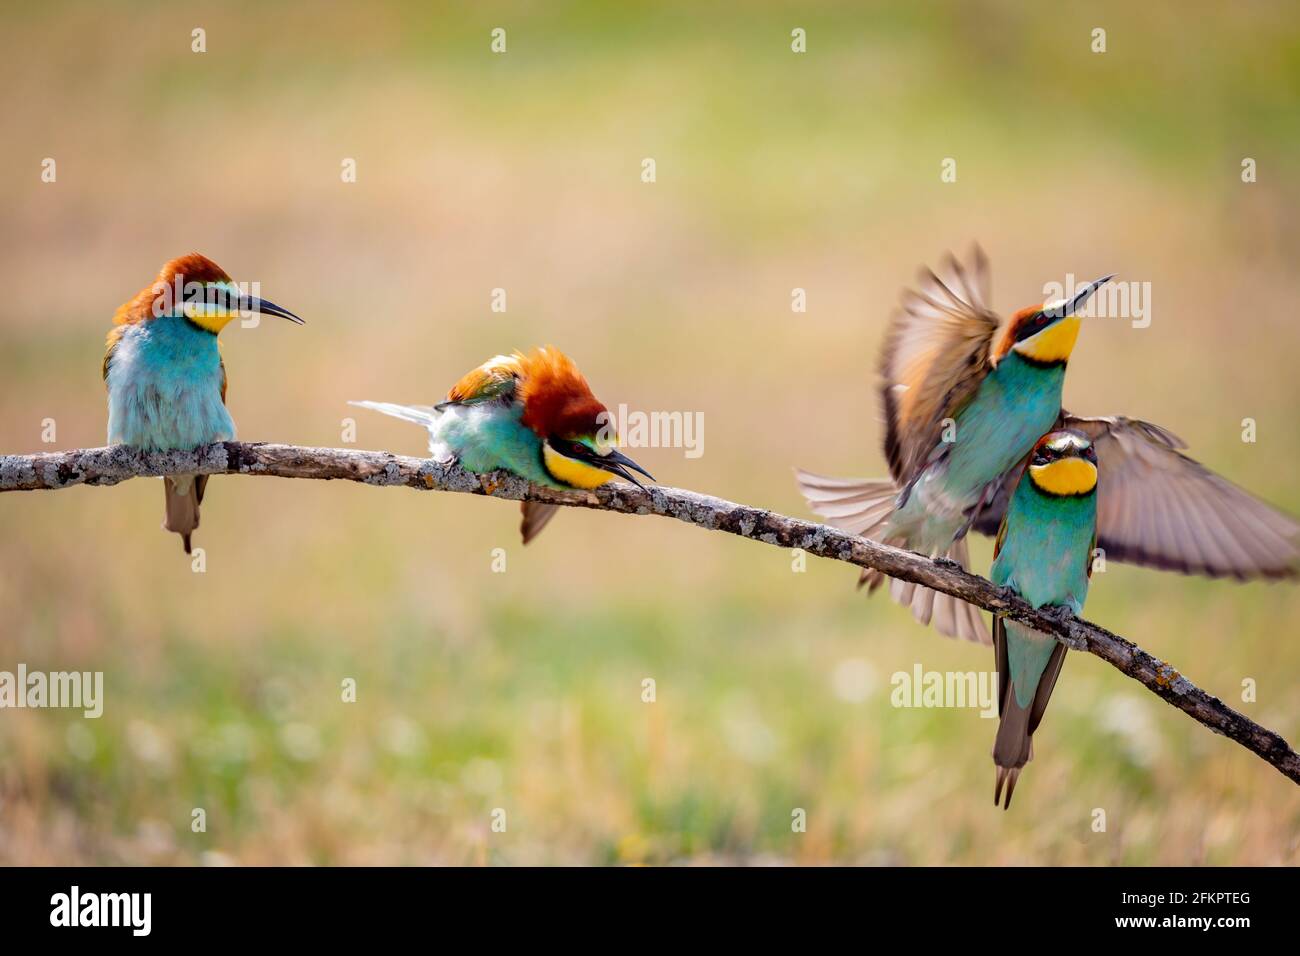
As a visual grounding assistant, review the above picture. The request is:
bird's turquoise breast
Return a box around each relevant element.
[992,473,1096,709]
[106,315,235,451]
[945,353,1065,495]
[991,478,1096,612]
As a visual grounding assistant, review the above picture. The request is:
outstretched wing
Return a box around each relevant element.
[879,245,1002,485]
[976,414,1300,579]
[442,353,524,408]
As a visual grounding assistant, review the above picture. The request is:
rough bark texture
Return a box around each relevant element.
[3,441,1297,785]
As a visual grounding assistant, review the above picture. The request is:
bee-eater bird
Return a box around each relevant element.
[797,246,1299,643]
[104,253,304,553]
[350,347,654,543]
[988,430,1098,809]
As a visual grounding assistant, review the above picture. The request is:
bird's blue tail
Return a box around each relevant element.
[348,400,441,428]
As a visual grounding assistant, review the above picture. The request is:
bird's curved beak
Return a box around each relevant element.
[597,448,655,488]
[239,295,305,325]
[1046,274,1116,319]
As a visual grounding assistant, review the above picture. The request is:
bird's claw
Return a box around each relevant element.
[1041,605,1075,625]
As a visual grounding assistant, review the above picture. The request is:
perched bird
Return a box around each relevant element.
[104,253,304,552]
[797,247,1299,642]
[988,430,1098,809]
[350,347,653,543]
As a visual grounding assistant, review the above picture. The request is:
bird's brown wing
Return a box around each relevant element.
[102,326,125,386]
[976,414,1300,579]
[879,245,1002,485]
[444,354,523,407]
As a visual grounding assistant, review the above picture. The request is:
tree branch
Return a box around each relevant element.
[3,441,1297,785]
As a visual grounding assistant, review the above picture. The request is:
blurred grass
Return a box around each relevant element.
[1,0,1299,864]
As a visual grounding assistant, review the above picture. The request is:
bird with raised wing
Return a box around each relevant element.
[797,246,1298,642]
[104,253,304,553]
[351,347,654,543]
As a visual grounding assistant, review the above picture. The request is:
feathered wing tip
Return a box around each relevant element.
[445,354,525,406]
[888,537,991,644]
[520,501,561,545]
[878,245,1000,485]
[162,475,206,555]
[1059,414,1300,580]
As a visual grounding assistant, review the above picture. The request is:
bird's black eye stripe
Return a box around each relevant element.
[1016,312,1053,341]
[183,284,236,309]
[550,437,594,460]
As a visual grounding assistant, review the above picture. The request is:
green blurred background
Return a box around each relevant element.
[2,1,1299,864]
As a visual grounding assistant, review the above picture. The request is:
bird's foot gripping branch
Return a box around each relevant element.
[2,440,1297,786]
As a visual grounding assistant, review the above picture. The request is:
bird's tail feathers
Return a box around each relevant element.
[992,692,1035,809]
[795,470,898,536]
[348,400,441,428]
[794,470,990,642]
[888,537,991,644]
[520,501,561,545]
[794,470,899,593]
[992,620,1068,810]
[163,474,204,555]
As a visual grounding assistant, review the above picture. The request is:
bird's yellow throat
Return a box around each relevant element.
[1028,456,1097,496]
[1013,315,1080,364]
[542,442,615,489]
[182,302,241,334]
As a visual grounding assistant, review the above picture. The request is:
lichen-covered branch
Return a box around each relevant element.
[3,441,1297,785]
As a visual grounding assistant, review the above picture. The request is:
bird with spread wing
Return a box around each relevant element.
[796,246,1299,643]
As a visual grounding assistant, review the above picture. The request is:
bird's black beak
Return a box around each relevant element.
[239,295,305,325]
[1047,274,1116,319]
[555,439,655,488]
[600,448,655,488]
